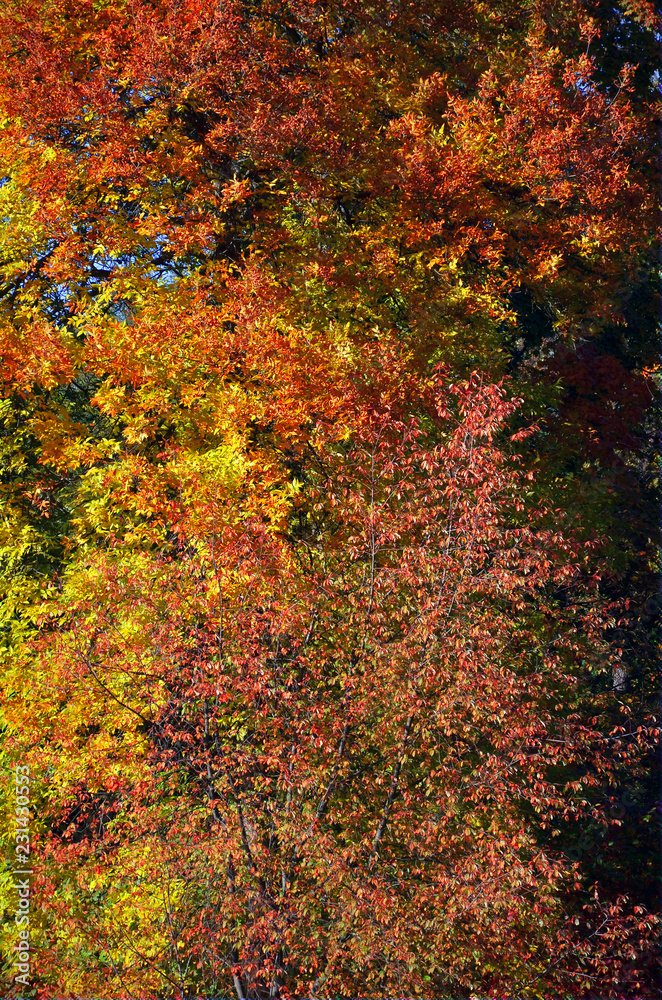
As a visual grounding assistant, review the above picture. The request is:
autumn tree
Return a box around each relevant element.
[0,0,658,997]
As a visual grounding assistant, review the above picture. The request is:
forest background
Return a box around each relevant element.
[0,0,659,997]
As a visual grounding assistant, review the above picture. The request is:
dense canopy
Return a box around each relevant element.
[0,1,659,997]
